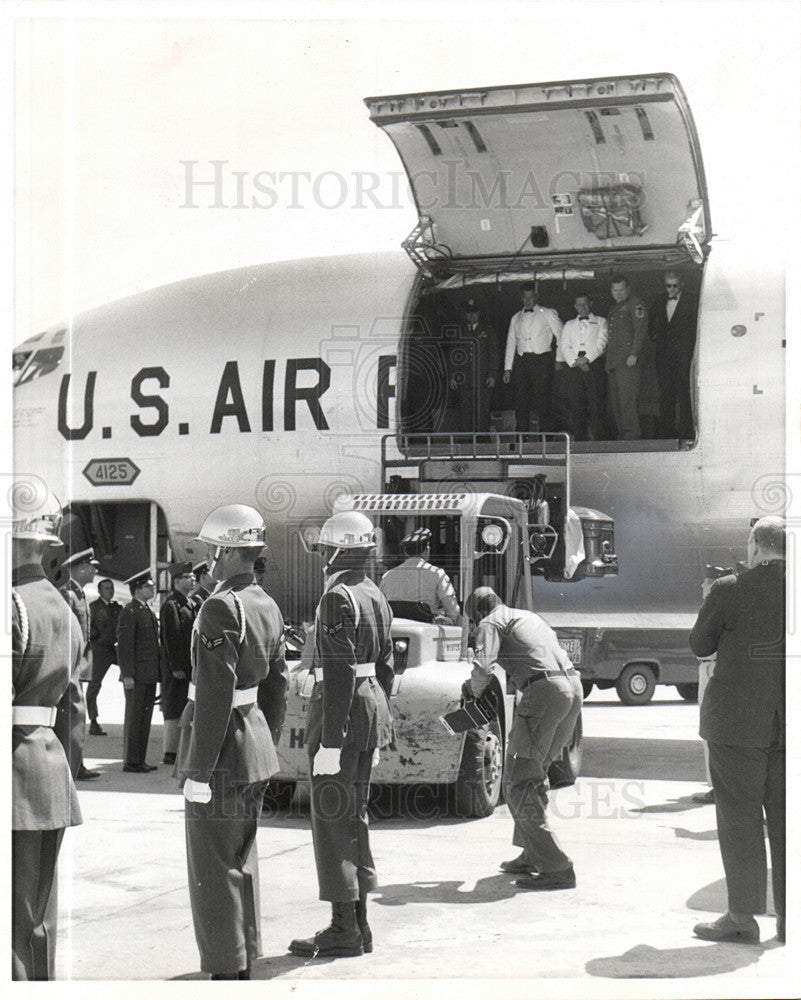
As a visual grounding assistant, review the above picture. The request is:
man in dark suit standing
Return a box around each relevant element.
[87,578,122,736]
[289,510,394,959]
[177,504,288,979]
[650,270,698,439]
[12,491,84,980]
[689,516,785,944]
[59,547,101,779]
[159,562,196,766]
[117,569,161,773]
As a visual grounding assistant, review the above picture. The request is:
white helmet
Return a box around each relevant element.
[11,488,64,544]
[319,510,375,550]
[197,505,267,547]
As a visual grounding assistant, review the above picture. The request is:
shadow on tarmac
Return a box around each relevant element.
[585,940,768,978]
[582,737,705,781]
[171,953,337,980]
[583,699,695,708]
[687,875,776,915]
[627,793,712,814]
[670,825,718,841]
[373,872,520,907]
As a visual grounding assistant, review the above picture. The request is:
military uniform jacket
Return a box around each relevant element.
[89,597,121,656]
[160,590,194,675]
[116,599,161,684]
[450,322,500,388]
[308,569,394,751]
[60,579,90,646]
[177,574,289,785]
[605,296,648,370]
[12,564,84,831]
[690,561,785,747]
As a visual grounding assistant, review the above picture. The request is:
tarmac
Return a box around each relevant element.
[50,679,794,996]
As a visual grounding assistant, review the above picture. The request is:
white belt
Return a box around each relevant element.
[313,663,376,683]
[187,683,258,707]
[13,705,58,727]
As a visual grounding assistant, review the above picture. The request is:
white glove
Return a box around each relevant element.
[183,779,212,804]
[313,746,342,775]
[371,748,380,768]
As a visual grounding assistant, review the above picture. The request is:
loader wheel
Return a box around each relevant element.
[615,664,656,705]
[452,718,504,818]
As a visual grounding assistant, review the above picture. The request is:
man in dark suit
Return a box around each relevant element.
[59,547,101,779]
[689,516,785,944]
[177,504,288,980]
[159,562,196,765]
[87,578,122,736]
[448,299,500,432]
[12,491,84,980]
[650,270,698,439]
[117,569,161,772]
[289,510,394,959]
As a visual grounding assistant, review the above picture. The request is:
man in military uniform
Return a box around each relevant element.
[87,578,122,736]
[379,526,462,624]
[117,569,161,773]
[159,562,196,766]
[59,547,101,779]
[190,560,214,611]
[605,275,648,440]
[448,299,500,432]
[465,587,582,890]
[289,510,394,959]
[177,504,288,980]
[12,491,84,980]
[689,516,785,944]
[503,283,563,432]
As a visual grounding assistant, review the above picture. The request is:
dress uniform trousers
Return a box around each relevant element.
[708,720,785,918]
[607,365,640,440]
[123,682,156,766]
[12,828,64,980]
[86,644,116,722]
[502,671,583,873]
[184,774,266,974]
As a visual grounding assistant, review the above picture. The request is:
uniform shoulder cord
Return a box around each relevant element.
[11,589,29,654]
[231,591,247,647]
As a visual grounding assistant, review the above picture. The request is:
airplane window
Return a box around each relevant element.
[15,346,65,386]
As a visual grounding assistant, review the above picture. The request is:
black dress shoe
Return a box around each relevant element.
[692,788,715,804]
[145,764,158,771]
[515,866,576,891]
[76,765,101,780]
[500,852,537,874]
[123,764,151,774]
[162,752,177,765]
[89,721,108,736]
[693,913,760,943]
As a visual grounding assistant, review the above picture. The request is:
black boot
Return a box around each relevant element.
[209,972,237,980]
[288,902,364,958]
[354,894,372,953]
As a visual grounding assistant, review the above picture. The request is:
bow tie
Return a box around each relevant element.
[523,308,534,313]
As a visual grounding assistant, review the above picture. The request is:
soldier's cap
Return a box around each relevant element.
[192,561,208,576]
[463,298,481,314]
[62,547,100,569]
[168,561,193,578]
[402,526,432,546]
[125,568,154,589]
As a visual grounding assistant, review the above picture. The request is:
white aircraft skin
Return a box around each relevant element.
[13,74,785,625]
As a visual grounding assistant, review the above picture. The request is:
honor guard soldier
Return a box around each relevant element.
[177,504,288,980]
[87,579,122,736]
[289,510,394,959]
[465,587,582,890]
[448,299,500,432]
[117,569,160,773]
[159,562,196,766]
[379,526,462,624]
[503,282,562,432]
[12,491,85,980]
[605,275,649,439]
[60,547,101,778]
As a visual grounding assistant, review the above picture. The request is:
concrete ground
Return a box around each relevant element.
[52,679,793,995]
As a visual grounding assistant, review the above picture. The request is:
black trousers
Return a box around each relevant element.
[656,358,694,439]
[309,746,378,902]
[562,359,606,440]
[708,737,785,917]
[86,646,116,721]
[123,682,156,766]
[12,828,64,981]
[185,778,265,974]
[512,351,554,431]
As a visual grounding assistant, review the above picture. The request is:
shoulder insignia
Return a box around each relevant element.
[634,304,646,318]
[199,633,224,649]
[322,621,346,637]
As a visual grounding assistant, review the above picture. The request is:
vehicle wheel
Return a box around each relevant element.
[261,780,296,812]
[452,718,504,818]
[581,679,594,699]
[615,664,656,705]
[548,712,583,789]
[676,683,699,702]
